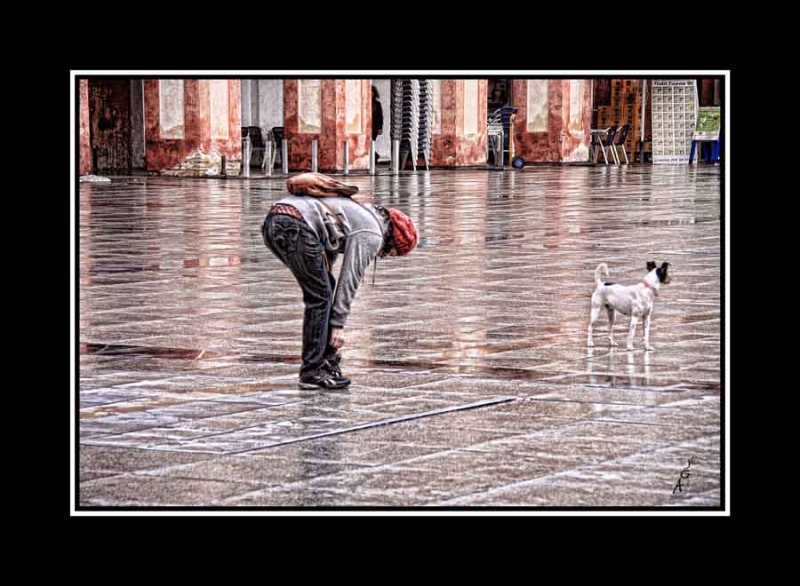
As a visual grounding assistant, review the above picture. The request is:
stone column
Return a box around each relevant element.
[559,79,591,162]
[513,79,591,163]
[430,79,488,167]
[699,78,716,106]
[79,79,91,175]
[284,79,371,172]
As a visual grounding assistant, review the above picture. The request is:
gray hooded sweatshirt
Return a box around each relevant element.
[273,195,389,328]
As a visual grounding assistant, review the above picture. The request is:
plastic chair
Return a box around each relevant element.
[611,124,631,164]
[266,127,284,170]
[241,126,266,168]
[593,126,619,165]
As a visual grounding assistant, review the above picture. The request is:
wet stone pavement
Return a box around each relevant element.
[78,165,722,508]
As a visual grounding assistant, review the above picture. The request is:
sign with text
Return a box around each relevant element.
[694,107,721,141]
[651,80,697,164]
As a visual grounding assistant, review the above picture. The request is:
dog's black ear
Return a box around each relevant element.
[656,262,671,283]
[647,261,657,271]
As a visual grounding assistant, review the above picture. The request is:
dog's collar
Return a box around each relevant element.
[642,280,658,296]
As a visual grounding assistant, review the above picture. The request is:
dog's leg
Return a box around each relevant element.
[626,315,639,351]
[587,300,601,347]
[607,307,618,347]
[644,310,654,351]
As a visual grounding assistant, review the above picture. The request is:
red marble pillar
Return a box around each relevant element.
[144,80,241,173]
[456,80,488,166]
[431,80,456,167]
[699,78,716,106]
[186,80,207,147]
[559,80,592,163]
[285,79,371,172]
[431,80,488,167]
[212,80,242,160]
[513,79,559,163]
[79,79,91,175]
[286,79,324,170]
[512,79,591,163]
[335,79,372,171]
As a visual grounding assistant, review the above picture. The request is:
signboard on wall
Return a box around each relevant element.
[694,107,721,140]
[345,80,362,135]
[651,80,697,164]
[463,80,479,135]
[526,80,548,132]
[298,80,322,134]
[568,80,584,134]
[209,80,229,140]
[159,79,185,139]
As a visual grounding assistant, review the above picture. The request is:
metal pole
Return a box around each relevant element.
[343,141,349,175]
[241,135,251,177]
[391,139,399,175]
[641,80,647,143]
[369,140,376,175]
[281,139,289,174]
[264,140,272,176]
[312,139,318,173]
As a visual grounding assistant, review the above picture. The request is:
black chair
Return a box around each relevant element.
[592,126,618,165]
[603,126,620,164]
[590,130,609,165]
[487,109,504,165]
[267,126,285,170]
[241,126,266,167]
[611,124,631,164]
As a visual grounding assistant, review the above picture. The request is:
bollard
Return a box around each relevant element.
[343,141,349,175]
[391,140,400,175]
[497,131,504,168]
[241,135,251,177]
[312,139,318,173]
[264,140,272,176]
[281,139,289,174]
[220,155,227,178]
[369,141,376,175]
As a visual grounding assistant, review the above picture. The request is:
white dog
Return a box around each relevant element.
[587,261,671,351]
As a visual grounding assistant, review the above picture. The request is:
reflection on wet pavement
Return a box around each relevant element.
[78,165,722,508]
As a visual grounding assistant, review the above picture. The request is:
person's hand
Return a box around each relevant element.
[330,327,345,349]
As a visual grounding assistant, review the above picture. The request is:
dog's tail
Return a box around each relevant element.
[595,263,609,286]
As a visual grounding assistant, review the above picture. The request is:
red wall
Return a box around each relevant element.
[144,80,241,172]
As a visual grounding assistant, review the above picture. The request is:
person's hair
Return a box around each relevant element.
[372,86,380,100]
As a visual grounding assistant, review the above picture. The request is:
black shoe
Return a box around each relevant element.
[299,371,351,390]
[326,353,343,378]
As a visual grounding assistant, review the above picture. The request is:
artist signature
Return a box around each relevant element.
[672,456,697,495]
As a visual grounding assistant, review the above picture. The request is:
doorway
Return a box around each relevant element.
[89,79,132,174]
